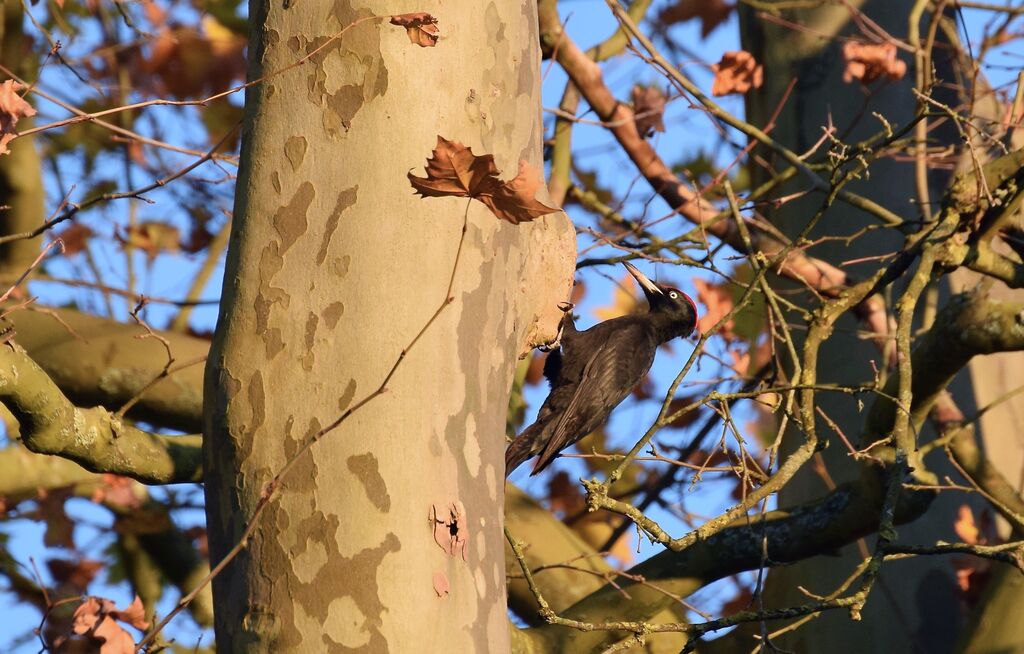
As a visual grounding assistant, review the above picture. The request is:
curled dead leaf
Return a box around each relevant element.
[632,85,667,137]
[0,80,37,155]
[390,13,440,48]
[71,595,149,654]
[56,223,94,256]
[842,42,907,85]
[409,136,560,224]
[711,51,763,97]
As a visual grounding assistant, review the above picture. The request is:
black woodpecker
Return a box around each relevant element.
[505,262,698,477]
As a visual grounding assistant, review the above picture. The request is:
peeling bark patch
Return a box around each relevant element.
[322,302,345,329]
[432,570,450,598]
[430,502,469,560]
[271,171,281,194]
[273,182,313,254]
[316,186,357,265]
[347,453,390,512]
[284,136,307,171]
[337,378,357,411]
[301,312,319,371]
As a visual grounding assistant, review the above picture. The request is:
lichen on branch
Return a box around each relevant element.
[0,341,202,484]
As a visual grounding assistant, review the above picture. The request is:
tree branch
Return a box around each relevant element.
[0,342,202,484]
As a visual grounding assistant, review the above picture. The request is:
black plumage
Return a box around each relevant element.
[506,262,698,477]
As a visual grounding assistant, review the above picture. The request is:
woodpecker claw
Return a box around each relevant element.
[540,303,575,352]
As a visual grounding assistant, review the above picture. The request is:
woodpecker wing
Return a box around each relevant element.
[531,322,657,474]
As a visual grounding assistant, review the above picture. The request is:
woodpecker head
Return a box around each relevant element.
[623,262,698,339]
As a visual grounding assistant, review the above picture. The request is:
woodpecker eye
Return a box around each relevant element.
[669,291,678,299]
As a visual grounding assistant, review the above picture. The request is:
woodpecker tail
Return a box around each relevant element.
[505,422,542,478]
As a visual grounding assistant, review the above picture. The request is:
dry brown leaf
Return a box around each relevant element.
[954,504,980,545]
[138,18,246,100]
[721,585,754,615]
[110,595,149,630]
[120,221,181,260]
[694,278,735,339]
[91,474,142,510]
[72,597,104,635]
[390,13,440,48]
[632,85,666,137]
[71,595,149,654]
[48,558,103,593]
[711,51,763,97]
[842,42,907,85]
[57,223,94,256]
[0,80,37,155]
[409,136,560,224]
[547,471,585,516]
[631,374,654,400]
[658,0,732,38]
[94,616,136,654]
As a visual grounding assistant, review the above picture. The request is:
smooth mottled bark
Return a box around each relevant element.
[203,2,574,652]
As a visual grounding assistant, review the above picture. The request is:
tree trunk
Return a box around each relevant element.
[738,2,1024,652]
[202,1,574,651]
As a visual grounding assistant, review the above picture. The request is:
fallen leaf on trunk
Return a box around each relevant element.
[0,80,37,155]
[409,136,560,224]
[390,13,440,47]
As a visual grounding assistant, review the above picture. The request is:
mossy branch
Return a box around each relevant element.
[0,341,202,484]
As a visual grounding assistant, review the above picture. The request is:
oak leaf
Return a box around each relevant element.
[711,51,763,97]
[0,80,37,155]
[390,13,440,48]
[842,42,907,85]
[657,0,732,38]
[409,136,560,224]
[632,85,667,137]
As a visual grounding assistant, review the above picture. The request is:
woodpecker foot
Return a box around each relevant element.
[539,303,575,352]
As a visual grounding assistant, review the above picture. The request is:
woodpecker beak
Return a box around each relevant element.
[623,262,664,303]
